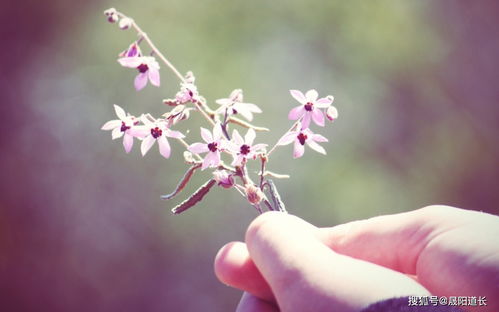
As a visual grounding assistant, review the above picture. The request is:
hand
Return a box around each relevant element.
[214,206,499,312]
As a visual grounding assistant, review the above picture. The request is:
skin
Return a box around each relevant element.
[214,206,499,312]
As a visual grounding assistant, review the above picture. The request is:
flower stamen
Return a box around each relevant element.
[304,102,313,111]
[240,144,251,155]
[297,132,307,145]
[120,121,131,132]
[151,127,163,139]
[208,142,218,152]
[137,64,149,73]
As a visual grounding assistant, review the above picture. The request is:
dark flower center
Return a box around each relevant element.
[240,144,251,155]
[151,127,162,139]
[297,132,308,145]
[232,108,238,115]
[304,102,314,112]
[137,64,149,73]
[120,122,131,132]
[208,142,218,152]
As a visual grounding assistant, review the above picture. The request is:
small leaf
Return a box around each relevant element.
[161,164,201,200]
[171,179,216,214]
[266,180,286,213]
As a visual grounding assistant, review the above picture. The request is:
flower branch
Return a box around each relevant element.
[101,8,338,215]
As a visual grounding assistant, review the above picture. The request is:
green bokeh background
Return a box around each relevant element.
[2,0,498,311]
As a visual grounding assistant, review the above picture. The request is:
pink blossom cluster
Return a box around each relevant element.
[101,8,338,214]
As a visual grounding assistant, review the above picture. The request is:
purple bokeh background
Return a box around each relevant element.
[1,1,498,311]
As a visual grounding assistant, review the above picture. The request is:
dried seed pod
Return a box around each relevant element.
[245,184,263,205]
[213,170,234,189]
[119,17,132,30]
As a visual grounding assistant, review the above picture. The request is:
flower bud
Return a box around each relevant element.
[213,170,234,189]
[245,184,263,204]
[183,151,195,163]
[107,14,119,23]
[119,17,132,30]
[185,71,196,84]
[230,89,243,102]
[104,8,117,17]
[179,108,191,121]
[326,106,338,121]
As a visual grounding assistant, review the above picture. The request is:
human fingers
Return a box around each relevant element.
[319,205,499,310]
[214,241,274,302]
[245,212,429,312]
[235,292,278,312]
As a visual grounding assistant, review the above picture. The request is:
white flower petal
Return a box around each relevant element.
[231,155,244,167]
[301,113,312,129]
[128,126,149,138]
[230,89,243,102]
[312,133,328,143]
[158,136,171,158]
[188,142,209,154]
[293,140,305,158]
[232,129,244,145]
[140,135,155,156]
[236,105,254,121]
[305,89,318,102]
[165,129,184,139]
[148,67,160,87]
[213,123,223,141]
[117,57,143,68]
[316,97,333,108]
[101,119,121,130]
[252,144,268,155]
[134,72,148,91]
[307,140,326,155]
[112,127,123,140]
[210,151,221,168]
[202,152,219,170]
[288,106,305,120]
[245,128,256,145]
[200,127,213,143]
[290,90,306,104]
[277,131,297,146]
[311,108,325,127]
[114,104,127,121]
[123,133,133,153]
[215,98,231,106]
[244,103,262,113]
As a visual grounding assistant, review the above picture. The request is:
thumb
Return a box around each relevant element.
[245,212,429,312]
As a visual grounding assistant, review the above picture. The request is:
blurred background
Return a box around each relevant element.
[1,0,498,310]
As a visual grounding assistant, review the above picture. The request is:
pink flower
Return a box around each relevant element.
[174,72,199,104]
[216,89,262,121]
[288,89,333,129]
[136,118,184,159]
[188,123,225,170]
[101,104,140,153]
[119,42,142,58]
[277,127,328,158]
[228,128,267,166]
[175,82,199,104]
[118,56,160,91]
[213,170,234,189]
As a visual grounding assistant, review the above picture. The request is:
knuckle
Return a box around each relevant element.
[245,211,283,245]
